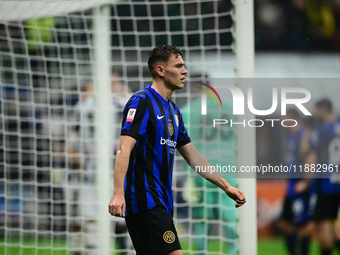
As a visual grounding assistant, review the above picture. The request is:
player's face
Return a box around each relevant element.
[163,54,187,90]
[314,106,325,124]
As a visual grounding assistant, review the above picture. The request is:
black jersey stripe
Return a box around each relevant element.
[147,88,170,206]
[168,100,175,170]
[168,100,175,142]
[125,147,135,215]
[144,96,163,207]
[167,100,176,181]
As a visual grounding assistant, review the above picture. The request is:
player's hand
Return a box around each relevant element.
[108,194,125,217]
[225,186,246,208]
[294,179,309,194]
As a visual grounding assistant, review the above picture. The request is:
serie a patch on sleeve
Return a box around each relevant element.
[126,108,136,123]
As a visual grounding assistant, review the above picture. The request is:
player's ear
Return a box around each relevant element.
[155,64,165,78]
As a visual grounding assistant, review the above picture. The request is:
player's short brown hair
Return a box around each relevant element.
[315,98,333,113]
[148,45,183,77]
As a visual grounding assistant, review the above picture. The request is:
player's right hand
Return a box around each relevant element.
[108,194,125,217]
[225,186,246,208]
[294,179,309,194]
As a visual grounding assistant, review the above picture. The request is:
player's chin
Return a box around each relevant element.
[173,83,184,90]
[179,79,185,86]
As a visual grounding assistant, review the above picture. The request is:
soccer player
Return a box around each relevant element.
[308,99,340,255]
[68,76,131,255]
[279,109,312,255]
[108,45,246,255]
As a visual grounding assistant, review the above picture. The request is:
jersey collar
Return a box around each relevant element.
[146,84,169,104]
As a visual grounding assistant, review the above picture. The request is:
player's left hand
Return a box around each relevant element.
[225,186,246,208]
[294,179,309,194]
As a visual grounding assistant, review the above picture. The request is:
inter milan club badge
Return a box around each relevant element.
[168,123,174,136]
[163,230,175,244]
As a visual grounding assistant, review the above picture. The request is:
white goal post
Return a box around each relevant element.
[0,1,256,254]
[235,1,257,255]
[93,5,112,255]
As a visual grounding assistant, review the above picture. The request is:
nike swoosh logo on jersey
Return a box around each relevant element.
[157,115,165,119]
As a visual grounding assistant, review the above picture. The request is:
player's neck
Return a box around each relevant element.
[324,113,335,123]
[151,81,174,101]
[291,124,301,134]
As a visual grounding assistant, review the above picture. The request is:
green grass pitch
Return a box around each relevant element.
[0,237,338,255]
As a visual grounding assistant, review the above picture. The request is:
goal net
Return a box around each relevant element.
[0,0,253,254]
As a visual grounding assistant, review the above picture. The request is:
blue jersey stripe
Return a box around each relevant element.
[131,147,138,214]
[144,171,156,209]
[148,88,171,209]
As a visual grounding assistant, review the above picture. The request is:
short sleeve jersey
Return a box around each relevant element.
[310,119,340,167]
[121,85,191,216]
[284,126,305,198]
[310,119,340,193]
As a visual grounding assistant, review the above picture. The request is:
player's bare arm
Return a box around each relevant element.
[294,128,316,193]
[177,142,246,208]
[294,149,317,194]
[108,135,136,217]
[299,127,312,158]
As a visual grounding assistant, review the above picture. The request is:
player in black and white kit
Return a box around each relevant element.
[68,76,131,254]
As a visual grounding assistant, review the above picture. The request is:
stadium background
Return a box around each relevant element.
[0,0,340,254]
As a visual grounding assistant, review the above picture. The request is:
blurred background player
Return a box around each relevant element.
[307,99,340,255]
[181,74,238,255]
[278,109,312,255]
[67,72,132,255]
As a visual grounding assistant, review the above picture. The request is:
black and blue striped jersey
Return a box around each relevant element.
[310,119,340,194]
[285,126,305,199]
[121,85,191,216]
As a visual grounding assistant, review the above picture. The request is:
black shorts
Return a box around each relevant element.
[313,191,340,220]
[125,206,181,255]
[281,196,294,221]
[280,192,310,225]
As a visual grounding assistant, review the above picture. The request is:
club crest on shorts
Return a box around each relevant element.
[168,123,174,136]
[163,230,175,244]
